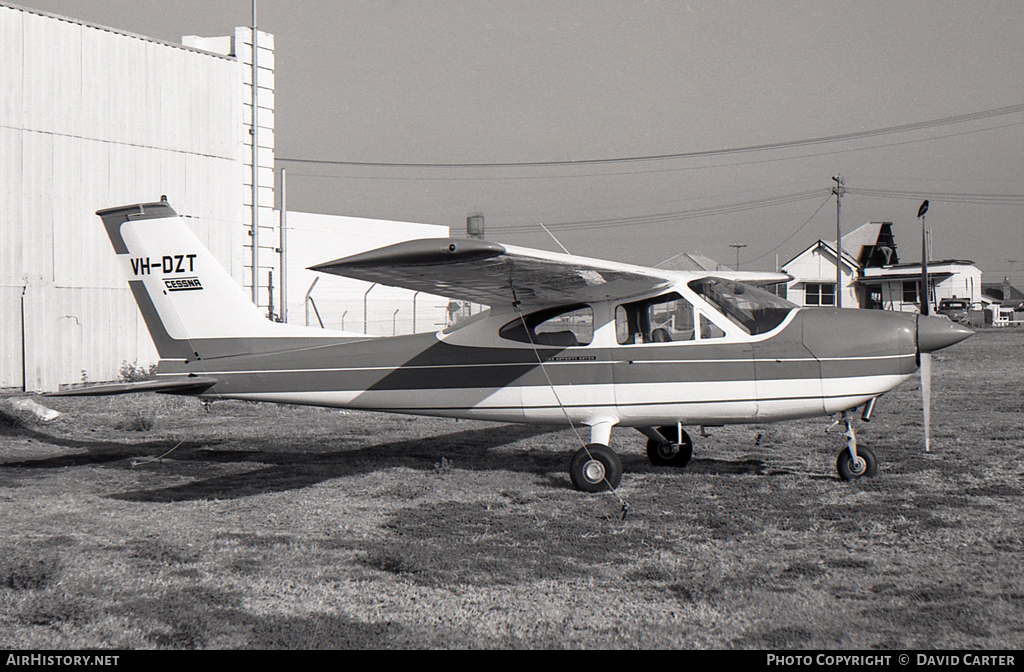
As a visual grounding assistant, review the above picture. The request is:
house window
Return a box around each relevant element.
[902,280,919,304]
[805,283,835,306]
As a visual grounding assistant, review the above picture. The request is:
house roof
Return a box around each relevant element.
[981,281,1024,305]
[860,259,975,285]
[783,238,861,271]
[783,221,897,270]
[859,270,953,284]
[825,222,883,259]
[655,251,732,272]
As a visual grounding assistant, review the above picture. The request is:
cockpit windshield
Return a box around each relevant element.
[688,278,797,335]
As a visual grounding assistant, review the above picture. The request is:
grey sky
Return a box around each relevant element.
[19,0,1024,282]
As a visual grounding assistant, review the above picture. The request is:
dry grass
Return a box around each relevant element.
[1,329,1022,649]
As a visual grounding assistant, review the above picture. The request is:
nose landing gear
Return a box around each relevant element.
[832,410,878,481]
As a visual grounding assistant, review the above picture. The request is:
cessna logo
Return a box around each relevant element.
[164,277,203,292]
[130,254,197,276]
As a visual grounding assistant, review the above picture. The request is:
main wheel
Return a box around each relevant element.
[836,445,878,480]
[569,444,623,493]
[646,425,694,468]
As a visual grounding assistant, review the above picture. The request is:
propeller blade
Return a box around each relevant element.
[920,351,932,452]
[915,314,972,453]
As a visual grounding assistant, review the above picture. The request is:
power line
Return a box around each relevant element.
[494,189,831,234]
[279,119,1024,183]
[492,183,1023,237]
[277,102,1024,169]
[845,188,1024,205]
[742,195,834,265]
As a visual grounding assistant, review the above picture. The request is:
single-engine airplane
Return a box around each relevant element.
[53,199,973,492]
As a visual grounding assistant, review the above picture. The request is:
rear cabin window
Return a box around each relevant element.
[499,304,593,346]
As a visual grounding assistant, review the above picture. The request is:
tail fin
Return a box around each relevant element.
[98,199,287,361]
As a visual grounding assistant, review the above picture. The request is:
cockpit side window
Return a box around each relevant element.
[688,278,797,335]
[615,293,704,344]
[499,304,593,346]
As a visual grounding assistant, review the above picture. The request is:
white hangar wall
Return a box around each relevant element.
[0,4,247,392]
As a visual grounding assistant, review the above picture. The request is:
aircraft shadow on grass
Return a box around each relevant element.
[0,415,776,502]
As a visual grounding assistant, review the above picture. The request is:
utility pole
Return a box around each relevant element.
[832,174,845,308]
[729,244,747,271]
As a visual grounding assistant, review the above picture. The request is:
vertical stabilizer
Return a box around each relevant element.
[97,199,290,360]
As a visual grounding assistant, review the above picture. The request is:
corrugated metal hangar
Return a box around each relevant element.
[1,3,448,392]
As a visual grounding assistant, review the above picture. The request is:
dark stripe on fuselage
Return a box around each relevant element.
[161,306,916,398]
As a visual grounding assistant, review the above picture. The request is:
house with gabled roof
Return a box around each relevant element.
[781,222,982,313]
[981,278,1024,325]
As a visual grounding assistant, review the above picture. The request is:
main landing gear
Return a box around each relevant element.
[568,422,698,493]
[566,413,880,492]
[644,424,693,468]
[569,444,623,493]
[567,423,696,493]
[568,420,624,493]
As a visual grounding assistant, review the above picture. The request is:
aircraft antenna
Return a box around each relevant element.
[508,280,629,520]
[539,223,572,255]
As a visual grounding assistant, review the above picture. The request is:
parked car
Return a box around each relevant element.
[936,298,970,323]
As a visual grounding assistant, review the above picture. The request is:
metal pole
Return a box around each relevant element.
[267,269,274,320]
[364,283,378,334]
[304,277,318,327]
[921,211,929,315]
[832,174,844,308]
[250,1,259,304]
[412,291,421,333]
[279,168,287,323]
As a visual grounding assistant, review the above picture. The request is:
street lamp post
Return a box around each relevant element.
[918,200,930,315]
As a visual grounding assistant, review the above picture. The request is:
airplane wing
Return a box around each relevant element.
[310,238,789,310]
[45,376,218,397]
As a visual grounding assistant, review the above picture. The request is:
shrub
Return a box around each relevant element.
[119,360,158,383]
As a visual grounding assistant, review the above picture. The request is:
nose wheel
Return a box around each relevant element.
[833,411,878,480]
[837,444,877,480]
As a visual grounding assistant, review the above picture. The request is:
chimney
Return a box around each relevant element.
[467,214,485,240]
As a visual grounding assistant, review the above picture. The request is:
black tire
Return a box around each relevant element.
[836,445,878,480]
[569,444,623,493]
[646,425,694,468]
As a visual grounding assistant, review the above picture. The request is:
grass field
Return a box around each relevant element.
[1,329,1022,649]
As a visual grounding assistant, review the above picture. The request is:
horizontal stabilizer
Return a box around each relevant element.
[46,376,218,397]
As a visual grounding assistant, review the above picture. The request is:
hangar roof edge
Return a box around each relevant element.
[1,2,239,61]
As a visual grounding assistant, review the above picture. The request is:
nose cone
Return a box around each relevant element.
[917,315,974,353]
